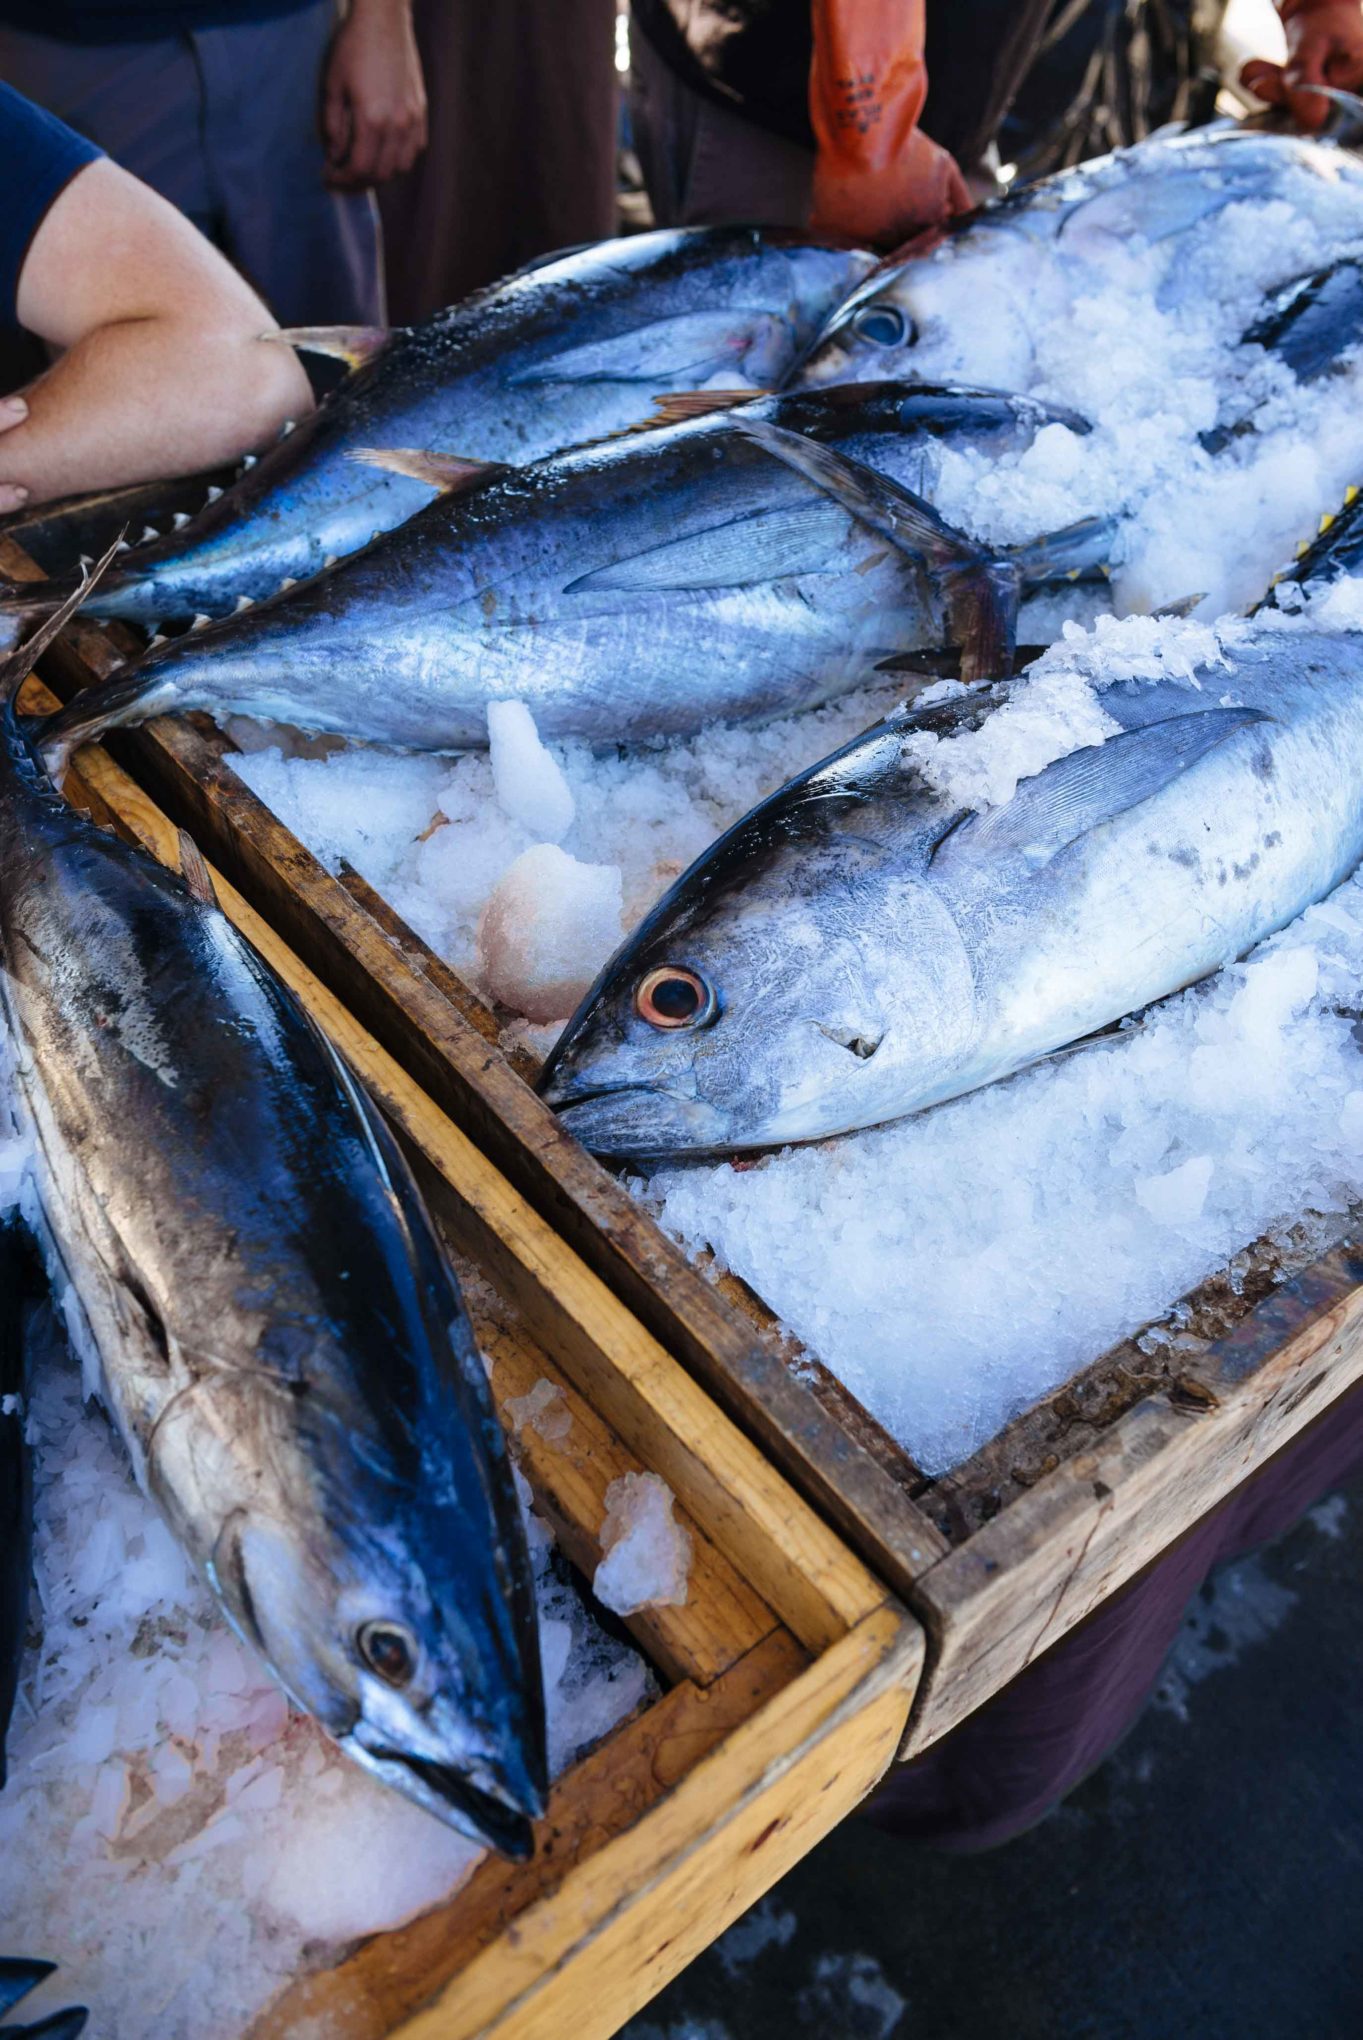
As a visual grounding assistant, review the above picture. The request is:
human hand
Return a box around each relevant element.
[1242,1,1363,131]
[321,0,428,191]
[0,397,30,511]
[811,128,971,250]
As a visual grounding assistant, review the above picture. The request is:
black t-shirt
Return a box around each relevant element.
[0,0,316,39]
[0,82,100,327]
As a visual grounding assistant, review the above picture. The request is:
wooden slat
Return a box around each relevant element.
[390,1606,913,2040]
[248,1631,807,2040]
[469,1283,777,1689]
[903,1244,1363,1751]
[23,675,889,1660]
[9,552,949,1597]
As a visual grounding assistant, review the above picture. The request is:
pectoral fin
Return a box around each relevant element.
[736,418,1017,682]
[932,706,1274,875]
[265,324,391,368]
[348,448,504,493]
[507,310,783,386]
[565,498,847,594]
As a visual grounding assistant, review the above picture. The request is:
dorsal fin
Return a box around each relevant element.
[647,388,766,426]
[347,447,503,493]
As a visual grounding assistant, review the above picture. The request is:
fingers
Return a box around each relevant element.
[1240,58,1287,104]
[0,483,29,513]
[1239,56,1329,129]
[323,84,426,188]
[0,397,28,437]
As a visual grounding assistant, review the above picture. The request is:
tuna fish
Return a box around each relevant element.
[39,384,1110,760]
[540,606,1363,1156]
[0,228,874,633]
[789,123,1363,392]
[0,564,547,1854]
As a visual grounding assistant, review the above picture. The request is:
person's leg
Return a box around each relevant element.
[0,26,217,237]
[192,1,384,329]
[380,0,618,324]
[629,24,813,231]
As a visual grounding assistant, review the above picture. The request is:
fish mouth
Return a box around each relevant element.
[341,1732,543,1860]
[542,1078,728,1157]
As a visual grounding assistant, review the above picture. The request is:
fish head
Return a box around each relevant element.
[539,738,976,1155]
[155,1341,548,1858]
[790,257,930,389]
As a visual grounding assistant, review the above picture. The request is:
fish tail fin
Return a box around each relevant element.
[734,416,1019,682]
[1007,512,1117,587]
[0,584,65,655]
[0,537,122,723]
[36,654,185,776]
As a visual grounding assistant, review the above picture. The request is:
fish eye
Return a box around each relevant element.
[357,1619,419,1686]
[852,303,912,349]
[635,965,715,1030]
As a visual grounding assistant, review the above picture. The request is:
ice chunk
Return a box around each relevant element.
[477,844,624,1022]
[1135,1154,1215,1226]
[487,699,575,842]
[505,1377,573,1444]
[592,1472,693,1616]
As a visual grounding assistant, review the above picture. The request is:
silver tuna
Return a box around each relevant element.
[40,384,1110,760]
[540,614,1363,1155]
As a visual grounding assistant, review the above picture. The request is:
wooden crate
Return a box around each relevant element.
[18,538,1363,1770]
[10,657,920,2039]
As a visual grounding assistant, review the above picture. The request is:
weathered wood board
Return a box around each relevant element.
[18,533,1363,1775]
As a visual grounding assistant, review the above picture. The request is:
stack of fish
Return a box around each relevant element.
[9,104,1363,1961]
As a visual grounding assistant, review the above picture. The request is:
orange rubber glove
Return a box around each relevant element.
[1242,0,1363,132]
[808,0,971,248]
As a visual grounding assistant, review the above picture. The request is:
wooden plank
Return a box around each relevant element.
[390,1606,914,2040]
[11,557,949,1596]
[468,1276,778,1689]
[247,1631,808,2040]
[903,1243,1363,1752]
[21,676,891,1660]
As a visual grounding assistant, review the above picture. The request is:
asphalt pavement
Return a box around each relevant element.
[624,1478,1363,2040]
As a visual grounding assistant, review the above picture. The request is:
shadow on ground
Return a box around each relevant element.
[625,1481,1363,2040]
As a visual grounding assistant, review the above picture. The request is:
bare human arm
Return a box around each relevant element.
[808,0,970,248]
[0,155,314,514]
[1242,0,1363,130]
[322,0,428,192]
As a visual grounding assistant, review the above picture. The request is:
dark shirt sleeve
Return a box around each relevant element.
[0,83,101,330]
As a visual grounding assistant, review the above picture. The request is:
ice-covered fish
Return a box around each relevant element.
[0,228,874,633]
[0,569,547,1855]
[791,123,1363,391]
[1201,255,1363,452]
[41,384,1109,759]
[540,603,1363,1156]
[0,1212,36,1790]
